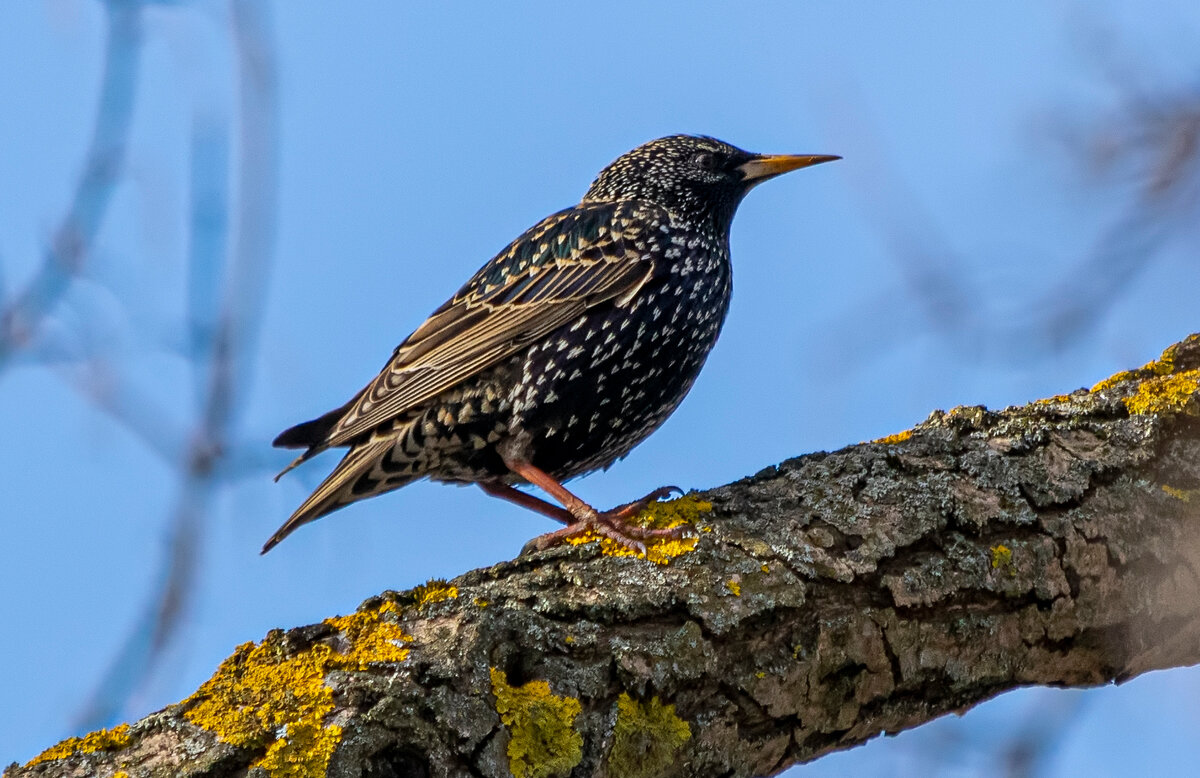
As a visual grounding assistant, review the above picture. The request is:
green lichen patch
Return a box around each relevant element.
[489,667,583,778]
[24,723,132,768]
[182,601,410,777]
[607,693,691,778]
[564,496,711,564]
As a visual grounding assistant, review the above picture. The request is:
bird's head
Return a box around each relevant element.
[582,134,838,227]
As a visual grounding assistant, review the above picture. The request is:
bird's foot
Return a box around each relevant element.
[605,485,684,522]
[523,486,692,556]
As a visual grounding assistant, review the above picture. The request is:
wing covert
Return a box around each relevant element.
[322,202,664,447]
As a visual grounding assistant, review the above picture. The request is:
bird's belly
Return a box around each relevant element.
[511,276,729,480]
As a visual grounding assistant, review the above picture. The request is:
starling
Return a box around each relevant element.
[264,135,837,554]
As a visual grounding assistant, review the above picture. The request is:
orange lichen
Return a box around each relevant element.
[182,601,410,777]
[1035,393,1075,405]
[1091,370,1139,394]
[1124,369,1200,415]
[874,429,913,445]
[725,579,742,596]
[565,495,710,563]
[490,668,583,778]
[1090,338,1200,416]
[24,724,132,768]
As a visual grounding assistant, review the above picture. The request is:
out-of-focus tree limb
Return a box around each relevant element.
[73,0,280,730]
[8,336,1199,778]
[0,0,142,372]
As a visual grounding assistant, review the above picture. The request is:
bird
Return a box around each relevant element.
[264,135,838,554]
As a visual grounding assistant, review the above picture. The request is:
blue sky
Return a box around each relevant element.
[2,1,1198,773]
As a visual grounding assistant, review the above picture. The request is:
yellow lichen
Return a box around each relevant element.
[324,601,412,667]
[874,429,913,445]
[183,601,410,777]
[1124,369,1200,415]
[255,721,343,778]
[564,496,710,564]
[760,564,770,573]
[607,693,691,778]
[24,724,132,767]
[990,544,1016,577]
[1091,370,1139,393]
[1091,338,1200,414]
[410,579,459,609]
[1163,485,1196,503]
[725,579,742,596]
[474,597,490,608]
[490,667,583,778]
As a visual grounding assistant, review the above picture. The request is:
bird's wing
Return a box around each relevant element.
[318,202,662,448]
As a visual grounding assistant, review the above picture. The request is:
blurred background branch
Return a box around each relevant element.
[0,0,141,371]
[72,0,279,730]
[818,26,1200,376]
[0,0,278,730]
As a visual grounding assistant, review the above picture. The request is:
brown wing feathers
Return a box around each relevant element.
[271,204,659,480]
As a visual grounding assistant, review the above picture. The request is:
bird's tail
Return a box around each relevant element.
[261,435,416,554]
[271,401,356,482]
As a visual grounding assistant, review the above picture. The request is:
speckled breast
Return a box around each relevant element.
[512,253,732,480]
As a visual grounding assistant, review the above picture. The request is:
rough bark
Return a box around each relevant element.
[8,334,1200,778]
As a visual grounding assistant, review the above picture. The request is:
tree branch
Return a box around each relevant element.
[8,334,1200,778]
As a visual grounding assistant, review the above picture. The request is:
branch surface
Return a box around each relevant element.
[8,335,1200,778]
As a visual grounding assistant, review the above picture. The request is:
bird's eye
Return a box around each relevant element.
[693,152,717,171]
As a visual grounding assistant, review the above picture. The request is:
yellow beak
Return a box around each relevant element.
[738,153,841,183]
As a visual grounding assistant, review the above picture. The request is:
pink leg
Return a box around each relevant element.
[501,457,691,554]
[479,481,572,525]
